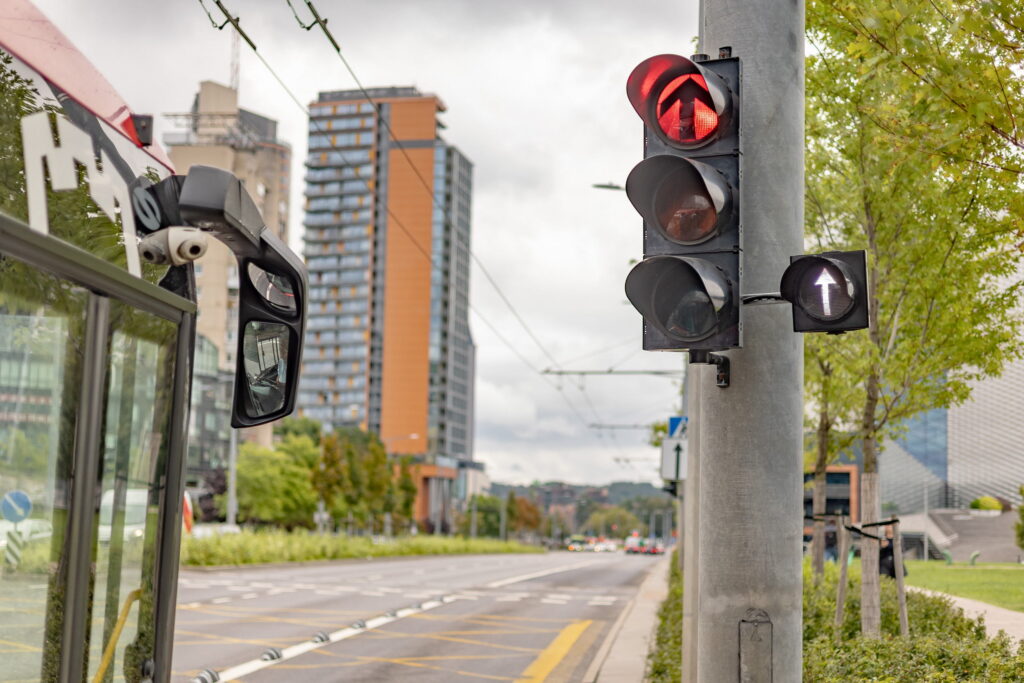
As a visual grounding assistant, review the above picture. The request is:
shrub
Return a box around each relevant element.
[969,496,1002,511]
[179,529,542,566]
[646,552,681,682]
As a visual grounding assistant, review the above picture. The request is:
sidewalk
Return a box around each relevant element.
[583,553,671,682]
[912,588,1024,644]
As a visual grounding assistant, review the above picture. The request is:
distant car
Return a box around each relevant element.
[98,488,150,543]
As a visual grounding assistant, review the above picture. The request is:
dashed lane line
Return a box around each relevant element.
[196,596,454,682]
[485,561,601,589]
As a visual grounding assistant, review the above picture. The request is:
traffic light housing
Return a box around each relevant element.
[780,250,868,333]
[624,54,742,351]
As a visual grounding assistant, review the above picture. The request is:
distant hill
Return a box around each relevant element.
[489,480,670,504]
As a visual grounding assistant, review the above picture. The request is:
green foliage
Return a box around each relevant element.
[646,552,681,683]
[802,560,1024,679]
[804,632,1024,682]
[231,438,317,528]
[1018,486,1024,552]
[807,0,1024,634]
[274,416,322,443]
[582,506,644,538]
[458,494,503,537]
[179,529,542,566]
[969,495,1001,511]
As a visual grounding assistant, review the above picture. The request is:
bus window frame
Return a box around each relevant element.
[0,210,196,682]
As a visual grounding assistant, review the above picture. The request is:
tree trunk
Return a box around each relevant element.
[812,406,830,584]
[860,371,881,637]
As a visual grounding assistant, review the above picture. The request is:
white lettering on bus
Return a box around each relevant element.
[21,112,141,276]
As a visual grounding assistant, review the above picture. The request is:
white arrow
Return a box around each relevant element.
[814,269,837,317]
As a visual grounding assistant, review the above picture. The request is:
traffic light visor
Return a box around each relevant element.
[626,155,732,245]
[626,256,731,342]
[627,54,731,149]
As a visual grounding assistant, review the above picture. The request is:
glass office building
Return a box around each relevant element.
[299,87,475,462]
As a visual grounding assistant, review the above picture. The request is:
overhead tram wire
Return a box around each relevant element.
[285,0,563,371]
[198,0,609,446]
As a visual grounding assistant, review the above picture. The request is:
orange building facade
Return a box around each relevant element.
[299,87,475,493]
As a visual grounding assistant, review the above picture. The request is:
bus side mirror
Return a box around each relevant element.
[176,166,308,428]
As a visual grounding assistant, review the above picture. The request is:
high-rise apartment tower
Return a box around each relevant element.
[299,87,475,462]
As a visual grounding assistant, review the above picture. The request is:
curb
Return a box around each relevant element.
[582,554,672,682]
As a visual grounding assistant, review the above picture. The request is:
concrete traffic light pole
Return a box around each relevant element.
[694,1,805,681]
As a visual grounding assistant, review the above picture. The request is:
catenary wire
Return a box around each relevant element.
[199,0,614,442]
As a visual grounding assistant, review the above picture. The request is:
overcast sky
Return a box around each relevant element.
[33,0,699,485]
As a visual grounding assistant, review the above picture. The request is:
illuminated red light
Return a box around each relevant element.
[655,74,719,145]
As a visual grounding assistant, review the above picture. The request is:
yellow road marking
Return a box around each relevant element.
[363,628,542,653]
[516,620,592,683]
[0,637,41,652]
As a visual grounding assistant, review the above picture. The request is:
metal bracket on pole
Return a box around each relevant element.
[688,350,729,388]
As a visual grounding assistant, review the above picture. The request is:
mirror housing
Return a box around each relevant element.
[167,165,307,427]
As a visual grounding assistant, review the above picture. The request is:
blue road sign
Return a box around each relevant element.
[1,490,32,523]
[668,416,688,438]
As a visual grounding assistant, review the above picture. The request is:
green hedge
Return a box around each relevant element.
[969,495,1002,511]
[646,559,1024,682]
[646,551,682,682]
[803,561,1024,681]
[180,529,543,566]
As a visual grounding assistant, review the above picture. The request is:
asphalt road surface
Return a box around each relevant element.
[171,551,661,682]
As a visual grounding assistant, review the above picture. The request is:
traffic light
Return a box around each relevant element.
[780,250,868,333]
[624,53,741,352]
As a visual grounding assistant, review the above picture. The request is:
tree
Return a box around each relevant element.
[232,440,317,528]
[807,1,1024,636]
[582,506,643,538]
[511,496,542,536]
[804,335,860,583]
[457,495,503,538]
[1016,486,1024,552]
[813,0,1024,174]
[274,416,322,443]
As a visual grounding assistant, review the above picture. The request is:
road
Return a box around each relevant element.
[171,550,661,682]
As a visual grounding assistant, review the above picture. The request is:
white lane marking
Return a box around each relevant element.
[249,582,273,588]
[541,599,568,605]
[294,583,317,590]
[588,600,616,606]
[183,602,201,608]
[334,586,358,592]
[361,591,384,597]
[211,597,231,604]
[486,560,601,588]
[241,593,259,600]
[227,586,250,592]
[211,596,455,681]
[545,594,572,600]
[315,590,337,596]
[451,594,479,601]
[495,596,522,602]
[266,588,296,595]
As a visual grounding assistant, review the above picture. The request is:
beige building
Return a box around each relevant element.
[164,81,292,447]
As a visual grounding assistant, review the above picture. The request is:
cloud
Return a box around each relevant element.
[33,0,697,484]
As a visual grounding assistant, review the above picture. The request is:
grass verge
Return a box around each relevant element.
[903,560,1024,612]
[179,530,543,566]
[645,550,681,683]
